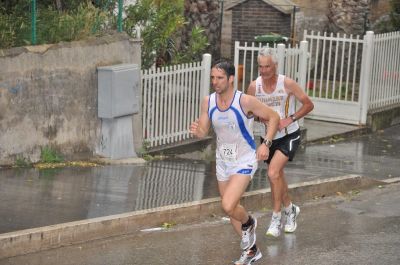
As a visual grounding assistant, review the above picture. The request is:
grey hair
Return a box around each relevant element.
[257,46,278,65]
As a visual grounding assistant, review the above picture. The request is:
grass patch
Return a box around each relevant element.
[15,156,31,168]
[40,146,63,163]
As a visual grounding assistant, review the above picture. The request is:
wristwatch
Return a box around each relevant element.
[263,138,272,148]
[290,114,297,122]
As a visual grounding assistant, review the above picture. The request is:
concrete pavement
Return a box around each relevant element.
[1,180,399,265]
[1,120,399,261]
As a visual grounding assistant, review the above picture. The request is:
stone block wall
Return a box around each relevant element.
[0,33,142,165]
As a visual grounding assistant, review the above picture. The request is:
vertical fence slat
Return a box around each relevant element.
[388,33,394,105]
[338,34,346,100]
[305,30,313,97]
[387,32,395,105]
[166,66,171,144]
[352,36,360,103]
[150,68,156,147]
[172,65,178,142]
[332,33,339,99]
[250,42,256,90]
[377,35,384,108]
[394,33,400,106]
[319,32,327,98]
[155,67,161,145]
[160,67,166,144]
[178,65,184,141]
[378,33,385,107]
[241,42,248,92]
[183,64,190,140]
[347,35,353,101]
[312,31,318,98]
[326,32,333,98]
[142,70,147,142]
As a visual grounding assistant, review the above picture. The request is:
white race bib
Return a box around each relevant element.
[219,143,238,162]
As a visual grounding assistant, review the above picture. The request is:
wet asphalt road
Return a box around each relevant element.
[0,124,399,234]
[2,181,399,265]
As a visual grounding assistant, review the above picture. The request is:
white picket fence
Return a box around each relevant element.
[368,31,400,111]
[233,41,309,93]
[304,30,400,124]
[141,31,400,148]
[141,54,211,148]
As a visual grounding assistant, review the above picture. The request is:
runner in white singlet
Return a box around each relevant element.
[190,60,279,265]
[247,47,314,239]
[208,90,257,181]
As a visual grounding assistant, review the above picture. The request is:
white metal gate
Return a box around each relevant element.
[303,30,373,125]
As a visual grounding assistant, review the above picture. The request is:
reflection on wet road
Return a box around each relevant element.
[0,125,399,234]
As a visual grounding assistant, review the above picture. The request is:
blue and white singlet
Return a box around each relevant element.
[208,90,256,164]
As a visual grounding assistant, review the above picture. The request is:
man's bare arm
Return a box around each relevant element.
[189,96,211,139]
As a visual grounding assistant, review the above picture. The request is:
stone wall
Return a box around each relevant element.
[0,33,142,165]
[327,0,371,35]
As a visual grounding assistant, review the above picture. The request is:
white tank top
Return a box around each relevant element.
[208,91,256,163]
[255,74,299,139]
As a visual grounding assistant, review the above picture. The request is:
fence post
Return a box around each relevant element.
[360,31,374,125]
[277,44,285,74]
[297,40,309,127]
[117,0,123,32]
[298,40,308,90]
[201,53,212,100]
[234,41,240,90]
[31,0,37,45]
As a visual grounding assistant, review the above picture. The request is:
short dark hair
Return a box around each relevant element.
[213,60,235,78]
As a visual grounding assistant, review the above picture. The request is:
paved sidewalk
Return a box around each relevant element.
[303,118,365,142]
[2,181,399,265]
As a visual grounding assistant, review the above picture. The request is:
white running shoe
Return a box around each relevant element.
[284,204,300,233]
[266,214,281,237]
[234,247,262,265]
[240,217,257,250]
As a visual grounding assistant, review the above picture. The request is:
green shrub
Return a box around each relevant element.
[15,156,31,167]
[40,146,63,163]
[0,2,110,48]
[35,3,109,44]
[173,26,209,64]
[124,0,186,69]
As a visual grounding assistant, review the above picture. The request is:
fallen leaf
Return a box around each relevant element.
[161,222,176,229]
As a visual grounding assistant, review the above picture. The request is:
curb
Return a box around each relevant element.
[0,175,385,259]
[305,126,370,145]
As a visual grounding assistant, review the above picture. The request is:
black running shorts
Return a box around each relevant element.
[261,129,301,164]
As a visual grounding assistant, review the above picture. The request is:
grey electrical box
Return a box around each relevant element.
[98,64,140,118]
[98,116,137,159]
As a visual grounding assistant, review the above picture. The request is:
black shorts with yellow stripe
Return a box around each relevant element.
[261,129,301,164]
